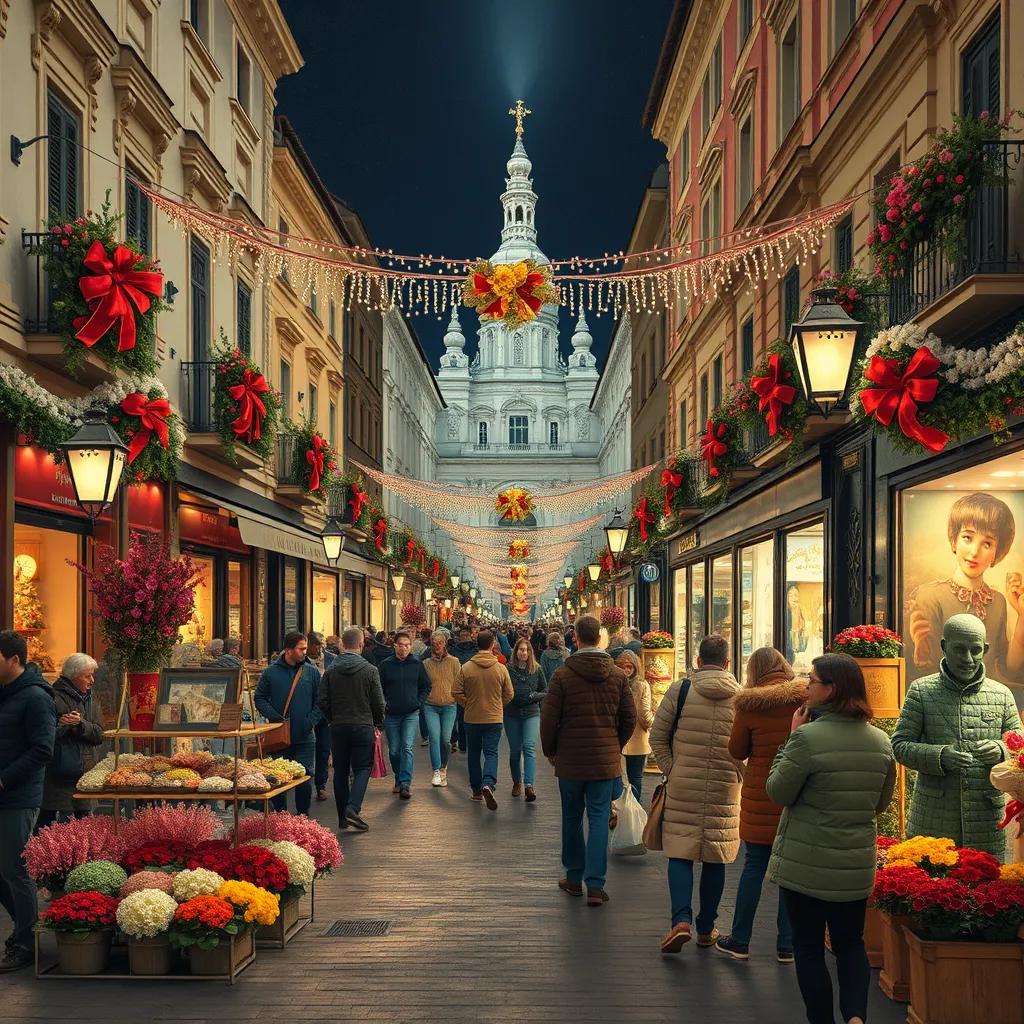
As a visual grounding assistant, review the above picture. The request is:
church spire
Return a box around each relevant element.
[493,99,543,262]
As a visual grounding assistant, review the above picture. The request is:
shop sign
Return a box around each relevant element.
[639,562,660,583]
[236,514,322,563]
[674,531,700,558]
[179,504,249,554]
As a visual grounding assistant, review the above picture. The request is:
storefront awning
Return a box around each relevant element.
[236,514,325,564]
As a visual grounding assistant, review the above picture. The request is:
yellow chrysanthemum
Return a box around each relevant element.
[999,862,1024,883]
[884,835,958,869]
[217,879,280,926]
[490,263,528,297]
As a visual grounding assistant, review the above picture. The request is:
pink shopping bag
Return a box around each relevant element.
[370,728,388,779]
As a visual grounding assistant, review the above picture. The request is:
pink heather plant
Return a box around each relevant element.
[118,804,221,854]
[234,812,343,873]
[23,815,125,892]
[72,532,201,671]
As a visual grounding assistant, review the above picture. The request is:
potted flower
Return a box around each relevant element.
[74,533,200,731]
[38,890,119,975]
[23,815,124,896]
[116,889,179,975]
[233,811,343,876]
[399,602,426,628]
[246,840,315,944]
[169,894,254,977]
[831,625,905,719]
[600,607,625,631]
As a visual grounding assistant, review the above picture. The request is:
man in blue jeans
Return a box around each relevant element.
[378,633,431,799]
[0,630,56,972]
[540,614,635,906]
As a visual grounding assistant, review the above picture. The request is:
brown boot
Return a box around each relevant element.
[524,785,537,802]
[586,888,609,906]
[512,782,523,798]
[661,923,692,954]
[558,878,583,897]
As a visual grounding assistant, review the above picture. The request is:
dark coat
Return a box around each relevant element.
[319,652,385,728]
[42,676,106,813]
[254,656,323,744]
[362,640,392,668]
[0,664,57,809]
[541,650,636,781]
[448,640,478,666]
[504,664,547,720]
[539,648,568,682]
[608,640,643,660]
[378,654,431,716]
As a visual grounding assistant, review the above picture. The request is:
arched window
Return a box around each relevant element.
[526,209,532,224]
[515,205,524,223]
[478,421,488,446]
[549,421,559,446]
[508,415,529,446]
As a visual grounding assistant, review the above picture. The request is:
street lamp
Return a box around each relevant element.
[604,509,630,564]
[391,570,406,592]
[58,405,128,520]
[469,586,477,600]
[449,571,461,589]
[587,557,601,582]
[790,286,864,418]
[423,586,433,602]
[444,598,452,609]
[320,516,345,566]
[563,566,574,591]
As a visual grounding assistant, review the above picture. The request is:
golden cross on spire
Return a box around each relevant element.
[508,99,532,138]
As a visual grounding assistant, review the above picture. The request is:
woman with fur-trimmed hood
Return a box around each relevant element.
[714,647,806,963]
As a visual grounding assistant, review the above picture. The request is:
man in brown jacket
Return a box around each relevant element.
[541,614,636,906]
[454,631,513,809]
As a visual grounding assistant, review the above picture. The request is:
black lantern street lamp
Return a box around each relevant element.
[563,566,574,591]
[604,508,630,565]
[58,405,128,520]
[391,569,406,592]
[790,287,864,418]
[320,516,345,566]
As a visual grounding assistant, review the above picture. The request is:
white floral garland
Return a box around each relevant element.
[864,322,1024,392]
[0,362,78,426]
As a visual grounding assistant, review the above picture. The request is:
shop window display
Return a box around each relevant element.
[689,563,705,671]
[784,522,825,673]
[283,558,301,633]
[227,560,251,657]
[181,555,215,649]
[313,571,339,637]
[369,583,385,632]
[711,553,733,659]
[739,538,774,679]
[673,567,688,678]
[901,451,1024,709]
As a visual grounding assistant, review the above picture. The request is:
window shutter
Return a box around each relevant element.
[961,15,1000,118]
[741,318,754,376]
[237,282,252,355]
[47,91,80,218]
[190,238,209,361]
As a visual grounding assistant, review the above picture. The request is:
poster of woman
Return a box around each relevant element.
[902,490,1024,709]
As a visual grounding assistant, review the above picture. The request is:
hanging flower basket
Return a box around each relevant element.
[463,258,558,328]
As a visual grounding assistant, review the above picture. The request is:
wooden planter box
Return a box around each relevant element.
[904,927,1024,1024]
[879,910,912,1001]
[864,902,884,969]
[187,929,254,977]
[256,892,302,946]
[128,935,174,976]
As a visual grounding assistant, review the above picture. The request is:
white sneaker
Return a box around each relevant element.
[431,770,443,787]
[440,769,448,787]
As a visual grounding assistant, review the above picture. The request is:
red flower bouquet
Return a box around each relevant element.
[831,625,902,659]
[188,843,289,893]
[233,812,343,874]
[640,631,674,650]
[399,602,425,627]
[169,895,241,951]
[600,607,625,630]
[873,864,931,915]
[876,835,899,869]
[949,848,1002,885]
[908,877,974,940]
[123,840,193,874]
[39,891,119,934]
[971,880,1024,941]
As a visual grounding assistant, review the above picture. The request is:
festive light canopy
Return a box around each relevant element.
[450,538,581,563]
[431,513,607,546]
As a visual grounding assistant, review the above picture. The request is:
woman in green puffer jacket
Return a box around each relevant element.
[766,653,895,1024]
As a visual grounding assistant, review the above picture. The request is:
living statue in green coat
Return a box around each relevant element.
[892,612,1022,860]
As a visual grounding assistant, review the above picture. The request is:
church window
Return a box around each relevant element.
[527,210,532,224]
[509,415,529,446]
[515,206,524,223]
[549,422,559,446]
[513,332,525,365]
[478,422,488,446]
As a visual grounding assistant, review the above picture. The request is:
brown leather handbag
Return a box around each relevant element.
[246,664,303,759]
[642,678,690,852]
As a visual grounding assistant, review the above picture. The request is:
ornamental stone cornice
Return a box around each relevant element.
[0,0,10,38]
[304,345,328,381]
[275,316,303,356]
[225,0,303,83]
[326,368,343,392]
[110,45,178,161]
[764,0,799,36]
[698,141,725,187]
[730,68,758,119]
[180,130,231,211]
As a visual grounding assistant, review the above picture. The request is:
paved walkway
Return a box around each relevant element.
[3,742,907,1023]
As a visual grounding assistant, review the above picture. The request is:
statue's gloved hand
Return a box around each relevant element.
[940,746,975,772]
[973,739,1004,766]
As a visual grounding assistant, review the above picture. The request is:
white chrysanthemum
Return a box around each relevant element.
[172,868,225,902]
[115,889,177,938]
[248,840,315,888]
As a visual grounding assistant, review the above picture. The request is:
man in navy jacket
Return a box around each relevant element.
[378,633,430,798]
[0,630,56,972]
[255,631,322,815]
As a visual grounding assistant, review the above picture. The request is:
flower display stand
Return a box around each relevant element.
[53,930,113,975]
[904,927,1024,1024]
[187,930,255,977]
[879,911,912,1001]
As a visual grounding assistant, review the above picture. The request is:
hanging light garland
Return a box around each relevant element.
[432,513,606,546]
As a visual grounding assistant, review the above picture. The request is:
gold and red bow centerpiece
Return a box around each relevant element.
[75,240,163,352]
[120,393,170,464]
[404,538,417,564]
[373,517,389,553]
[510,566,528,583]
[463,259,558,329]
[495,487,534,522]
[228,368,270,444]
[508,539,530,560]
[858,346,949,453]
[750,352,797,437]
[700,419,729,478]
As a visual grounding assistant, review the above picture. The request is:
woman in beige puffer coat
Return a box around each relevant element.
[649,638,743,954]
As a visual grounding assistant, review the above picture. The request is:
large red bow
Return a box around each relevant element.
[305,434,326,493]
[750,353,797,437]
[700,419,729,478]
[120,393,170,464]
[660,465,683,516]
[228,369,269,444]
[75,240,163,352]
[348,483,368,525]
[473,270,546,319]
[633,496,655,543]
[600,551,614,574]
[578,572,587,592]
[858,346,949,453]
[404,538,416,565]
[998,799,1023,831]
[372,517,389,553]
[431,558,440,580]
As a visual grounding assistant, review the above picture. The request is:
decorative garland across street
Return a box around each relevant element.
[463,259,558,328]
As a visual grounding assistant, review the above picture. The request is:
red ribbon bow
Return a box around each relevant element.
[660,466,683,516]
[600,551,614,574]
[633,496,655,543]
[348,483,368,525]
[227,369,269,444]
[305,435,326,493]
[578,572,587,592]
[858,346,949,453]
[418,548,427,573]
[404,538,416,565]
[431,558,440,581]
[120,393,170,464]
[372,517,388,552]
[998,799,1023,831]
[700,419,729,477]
[474,270,546,319]
[75,240,163,352]
[750,353,797,437]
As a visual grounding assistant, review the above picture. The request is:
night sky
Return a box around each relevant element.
[277,0,673,369]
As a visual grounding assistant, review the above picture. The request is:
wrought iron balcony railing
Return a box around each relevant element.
[179,361,218,433]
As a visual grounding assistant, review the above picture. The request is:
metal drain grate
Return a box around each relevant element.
[320,919,392,937]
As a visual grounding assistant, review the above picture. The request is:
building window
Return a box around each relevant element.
[833,0,857,50]
[701,178,722,254]
[961,12,1000,118]
[125,167,151,255]
[328,400,337,446]
[699,373,709,426]
[47,88,81,218]
[280,360,291,419]
[779,16,801,139]
[712,353,723,410]
[741,316,755,377]
[659,429,666,458]
[236,280,252,356]
[701,36,723,138]
[678,398,688,448]
[328,299,337,339]
[549,422,559,446]
[309,383,318,424]
[678,125,690,193]
[278,218,289,282]
[508,415,529,446]
[190,236,210,361]
[835,216,853,274]
[189,0,209,45]
[783,265,801,336]
[738,115,754,212]
[739,0,754,46]
[639,351,647,397]
[478,421,488,446]
[784,521,826,672]
[235,43,251,117]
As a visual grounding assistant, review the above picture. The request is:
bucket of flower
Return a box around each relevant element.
[37,890,119,976]
[116,888,179,975]
[245,841,315,946]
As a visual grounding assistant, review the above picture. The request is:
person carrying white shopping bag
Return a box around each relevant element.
[610,762,648,857]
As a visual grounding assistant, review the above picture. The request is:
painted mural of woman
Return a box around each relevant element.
[784,583,807,664]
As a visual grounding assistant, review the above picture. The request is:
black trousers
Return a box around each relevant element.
[330,724,376,824]
[780,888,870,1024]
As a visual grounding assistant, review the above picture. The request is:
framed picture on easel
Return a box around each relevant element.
[153,667,242,732]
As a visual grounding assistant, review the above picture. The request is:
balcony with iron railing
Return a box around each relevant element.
[179,361,265,470]
[273,433,320,508]
[440,440,598,458]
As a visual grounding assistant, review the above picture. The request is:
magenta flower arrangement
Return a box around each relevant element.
[73,532,201,671]
[116,803,222,855]
[23,815,125,893]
